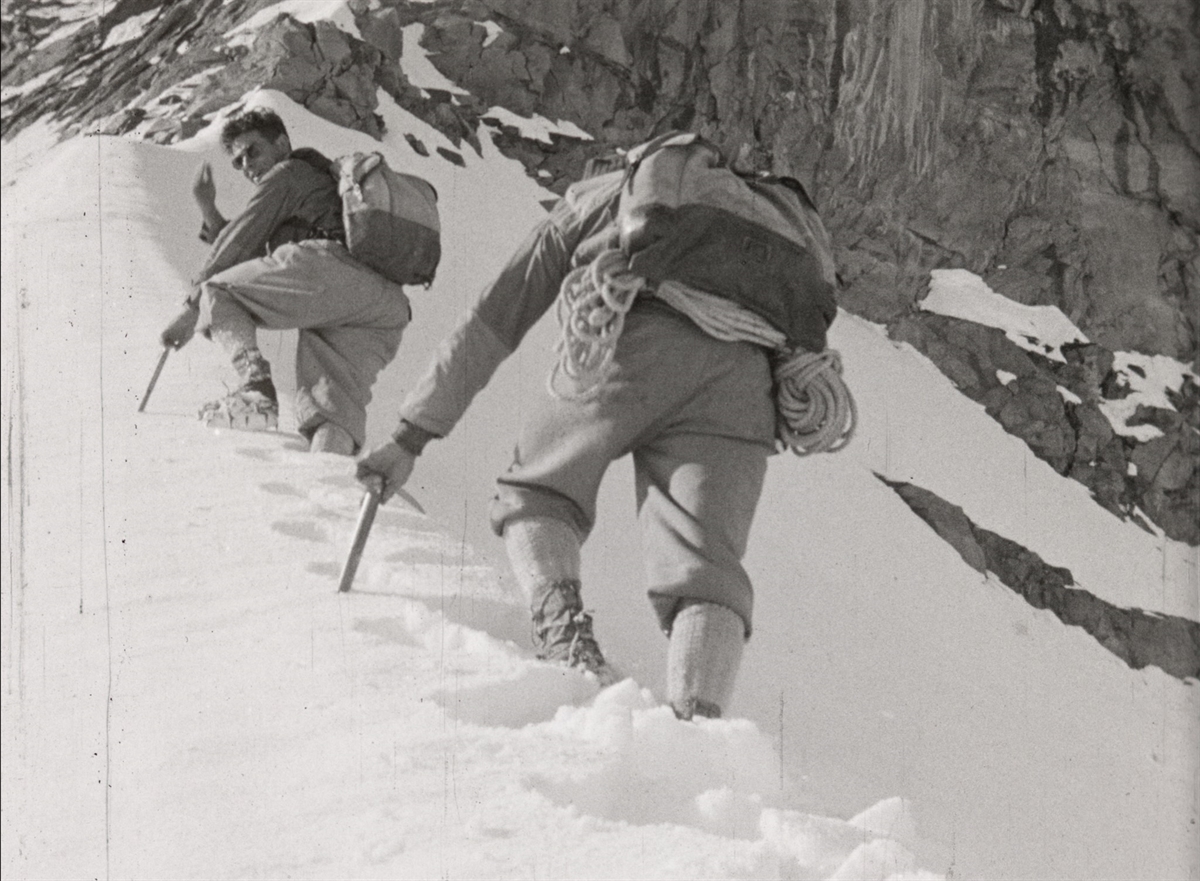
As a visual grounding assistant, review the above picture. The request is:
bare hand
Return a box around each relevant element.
[192,161,217,210]
[355,441,416,503]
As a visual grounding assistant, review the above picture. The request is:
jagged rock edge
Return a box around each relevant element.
[877,473,1200,683]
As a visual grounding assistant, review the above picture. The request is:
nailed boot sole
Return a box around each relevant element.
[199,403,279,432]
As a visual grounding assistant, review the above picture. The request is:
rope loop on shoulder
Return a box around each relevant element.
[548,249,642,399]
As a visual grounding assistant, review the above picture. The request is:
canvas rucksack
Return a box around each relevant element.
[554,133,854,455]
[610,131,839,354]
[332,152,441,288]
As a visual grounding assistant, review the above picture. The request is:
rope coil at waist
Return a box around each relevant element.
[771,348,856,455]
[550,248,856,455]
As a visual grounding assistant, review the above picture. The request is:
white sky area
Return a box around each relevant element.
[924,267,1198,440]
[2,2,1198,875]
[100,7,160,49]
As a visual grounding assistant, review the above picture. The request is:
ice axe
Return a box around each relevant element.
[337,479,425,593]
[138,346,171,412]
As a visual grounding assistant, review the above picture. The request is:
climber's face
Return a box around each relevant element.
[229,131,291,184]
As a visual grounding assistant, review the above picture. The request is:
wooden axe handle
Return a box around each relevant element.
[337,484,380,593]
[137,346,171,413]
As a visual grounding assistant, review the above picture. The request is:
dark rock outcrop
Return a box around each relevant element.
[890,313,1198,543]
[881,475,1200,682]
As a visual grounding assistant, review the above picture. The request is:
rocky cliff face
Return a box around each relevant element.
[3,0,1196,543]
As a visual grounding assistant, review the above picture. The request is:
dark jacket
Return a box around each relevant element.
[193,148,343,287]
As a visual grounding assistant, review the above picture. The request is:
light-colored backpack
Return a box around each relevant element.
[333,152,441,288]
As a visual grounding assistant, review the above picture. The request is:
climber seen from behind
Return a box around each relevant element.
[159,106,413,454]
[355,132,851,720]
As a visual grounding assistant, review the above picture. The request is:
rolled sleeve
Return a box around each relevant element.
[198,218,227,244]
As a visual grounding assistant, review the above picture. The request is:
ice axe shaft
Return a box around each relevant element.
[138,346,171,413]
[337,483,381,593]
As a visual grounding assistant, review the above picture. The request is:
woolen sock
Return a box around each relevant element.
[229,346,272,385]
[503,516,582,606]
[666,601,745,719]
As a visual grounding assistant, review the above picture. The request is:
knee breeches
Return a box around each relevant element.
[196,241,411,446]
[490,301,776,634]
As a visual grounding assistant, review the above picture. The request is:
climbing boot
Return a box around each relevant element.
[532,579,618,685]
[199,377,279,431]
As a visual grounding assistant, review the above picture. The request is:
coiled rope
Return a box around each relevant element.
[772,347,856,455]
[547,249,642,400]
[550,249,856,455]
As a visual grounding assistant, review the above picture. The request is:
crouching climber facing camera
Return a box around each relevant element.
[357,132,848,720]
[160,107,413,454]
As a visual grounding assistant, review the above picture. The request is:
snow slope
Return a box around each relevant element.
[2,49,1197,881]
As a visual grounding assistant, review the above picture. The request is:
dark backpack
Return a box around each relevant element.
[332,152,441,288]
[599,132,838,353]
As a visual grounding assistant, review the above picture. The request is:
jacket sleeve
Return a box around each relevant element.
[397,207,574,438]
[192,164,301,286]
[198,217,227,244]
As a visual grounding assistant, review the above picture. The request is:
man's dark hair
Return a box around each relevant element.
[220,108,288,152]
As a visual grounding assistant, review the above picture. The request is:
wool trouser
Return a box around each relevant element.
[490,299,776,635]
[196,240,411,447]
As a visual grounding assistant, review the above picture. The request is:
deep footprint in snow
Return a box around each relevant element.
[232,436,307,459]
[259,481,305,497]
[405,595,528,647]
[271,520,328,542]
[234,446,275,461]
[432,664,600,727]
[354,617,421,648]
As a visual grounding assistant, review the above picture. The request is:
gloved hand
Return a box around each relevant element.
[355,441,416,503]
[160,302,199,350]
